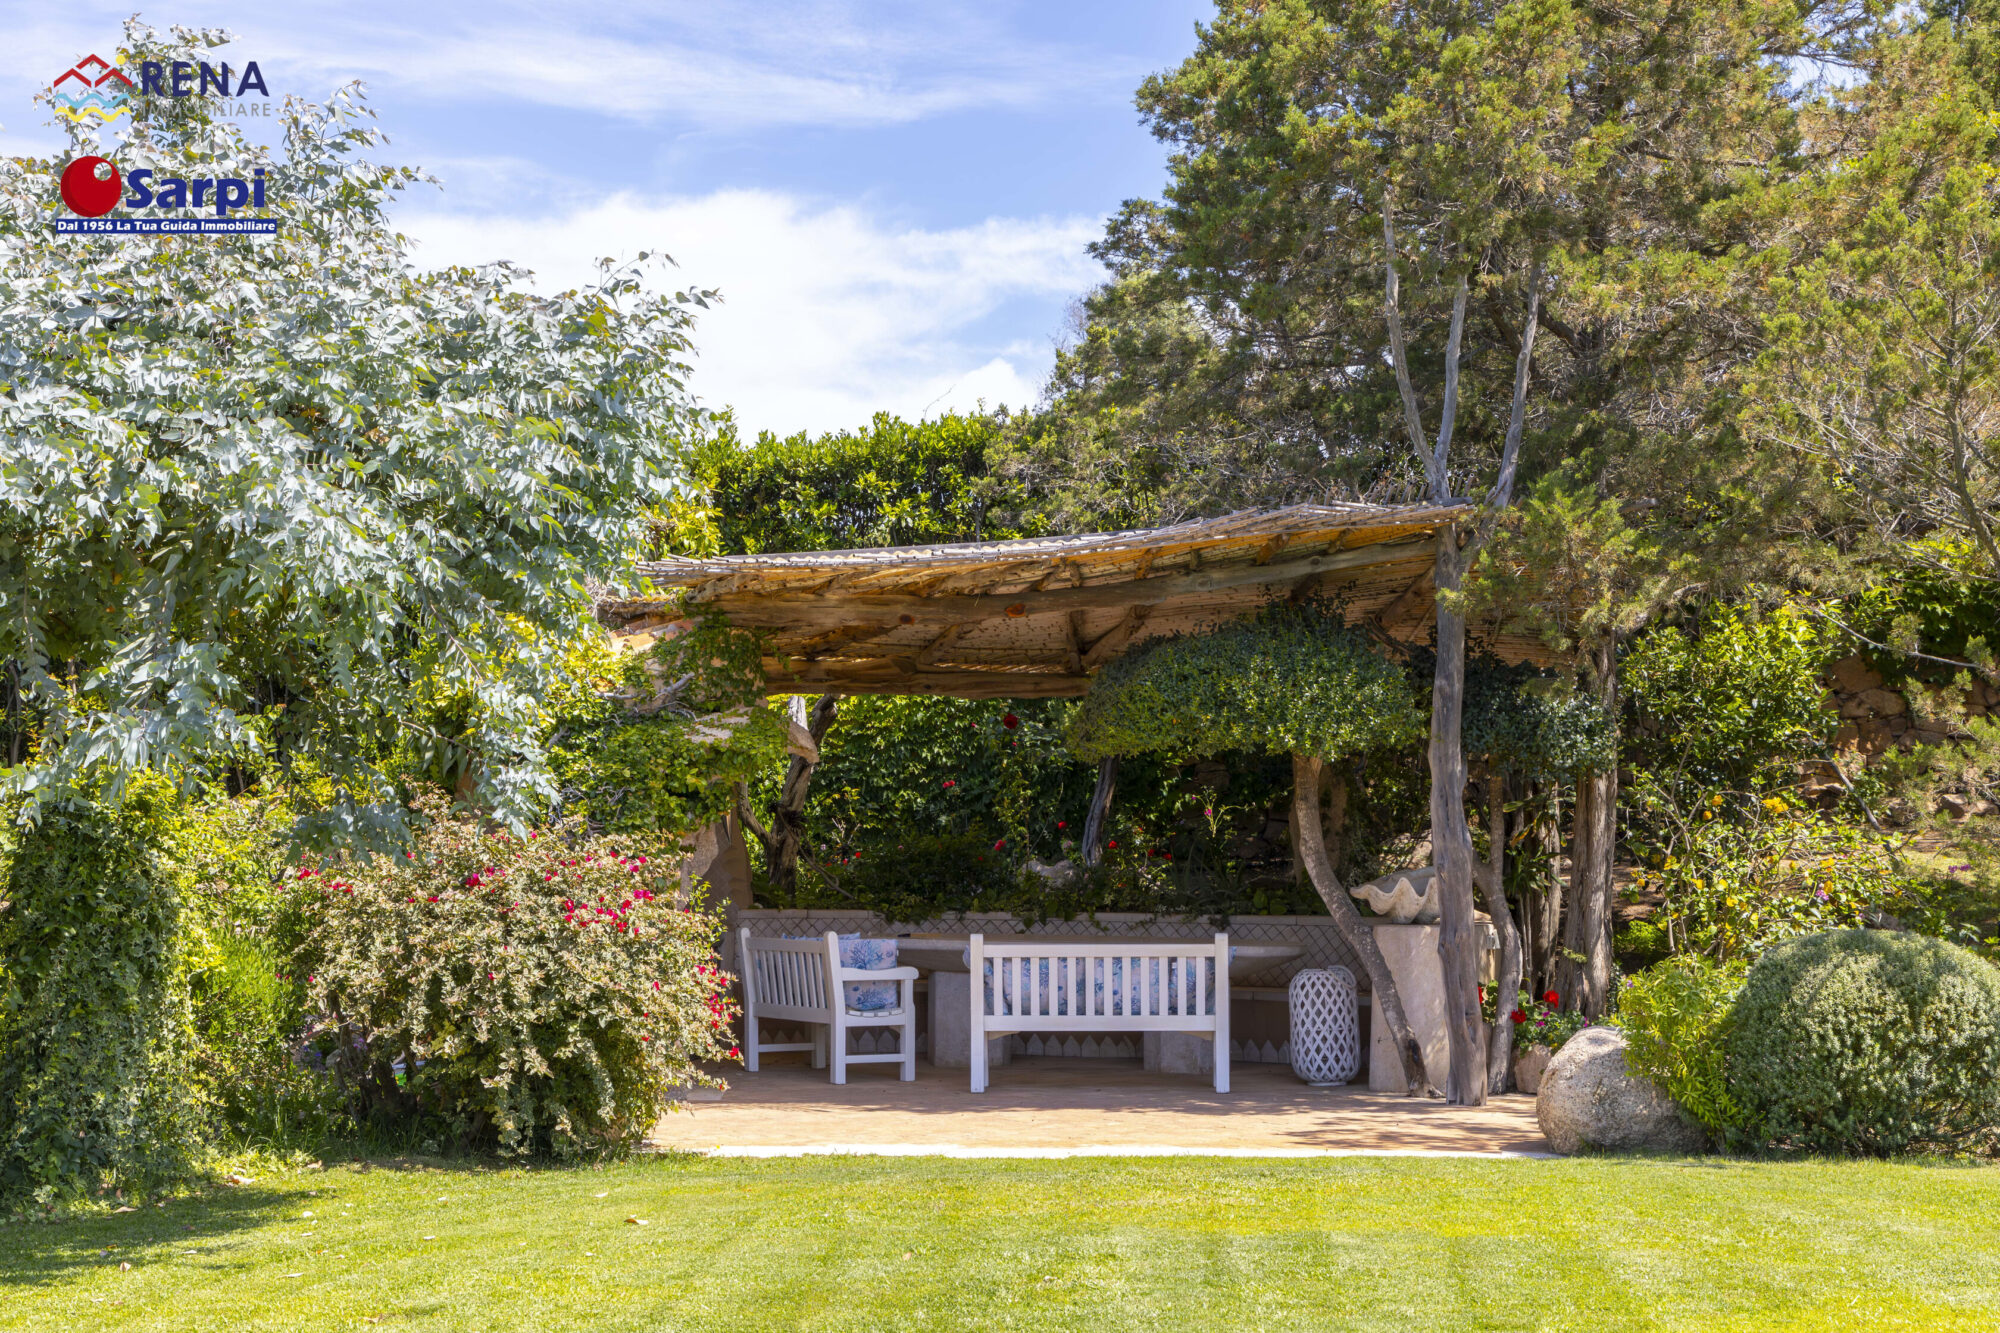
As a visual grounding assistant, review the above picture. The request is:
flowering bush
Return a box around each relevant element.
[295,796,738,1157]
[1626,787,1915,960]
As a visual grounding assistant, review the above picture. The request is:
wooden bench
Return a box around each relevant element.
[737,929,918,1084]
[968,933,1230,1093]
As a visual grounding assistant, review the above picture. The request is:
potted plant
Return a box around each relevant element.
[1496,990,1587,1095]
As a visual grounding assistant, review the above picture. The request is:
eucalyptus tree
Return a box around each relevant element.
[0,22,709,836]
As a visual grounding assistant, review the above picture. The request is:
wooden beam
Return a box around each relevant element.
[916,622,971,666]
[1065,610,1086,674]
[697,538,1436,628]
[1082,604,1153,670]
[760,662,1092,699]
[1370,565,1435,630]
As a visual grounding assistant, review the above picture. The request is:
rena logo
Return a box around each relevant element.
[137,60,269,98]
[60,156,268,219]
[52,54,133,125]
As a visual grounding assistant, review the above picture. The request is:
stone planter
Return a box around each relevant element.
[1513,1044,1552,1096]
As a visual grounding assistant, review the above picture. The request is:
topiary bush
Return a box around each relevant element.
[1728,929,2000,1156]
[1066,603,1423,764]
[297,795,739,1158]
[0,775,205,1205]
[1616,956,1748,1143]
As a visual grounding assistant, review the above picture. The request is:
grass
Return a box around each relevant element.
[0,1153,1995,1331]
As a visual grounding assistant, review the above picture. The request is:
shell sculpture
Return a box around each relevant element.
[1348,866,1440,923]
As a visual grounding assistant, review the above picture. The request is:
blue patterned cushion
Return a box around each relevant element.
[839,935,900,1012]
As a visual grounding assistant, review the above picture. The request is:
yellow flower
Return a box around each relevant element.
[1763,797,1788,813]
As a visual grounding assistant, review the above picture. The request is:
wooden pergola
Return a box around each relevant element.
[601,502,1547,693]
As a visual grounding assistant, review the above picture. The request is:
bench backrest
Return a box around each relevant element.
[738,929,839,1020]
[971,933,1229,1032]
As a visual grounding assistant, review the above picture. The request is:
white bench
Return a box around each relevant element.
[968,933,1230,1093]
[737,929,918,1084]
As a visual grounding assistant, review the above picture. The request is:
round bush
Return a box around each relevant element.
[1728,929,2000,1156]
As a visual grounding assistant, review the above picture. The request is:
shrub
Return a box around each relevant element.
[1616,956,1748,1142]
[1728,929,2000,1156]
[0,776,204,1204]
[297,796,739,1157]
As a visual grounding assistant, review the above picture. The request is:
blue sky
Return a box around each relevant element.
[2,2,1213,437]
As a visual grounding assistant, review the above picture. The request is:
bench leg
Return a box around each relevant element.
[811,1026,827,1070]
[900,1013,916,1082]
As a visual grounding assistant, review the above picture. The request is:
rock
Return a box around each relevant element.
[1828,655,1885,694]
[1857,687,1907,717]
[1535,1027,1708,1155]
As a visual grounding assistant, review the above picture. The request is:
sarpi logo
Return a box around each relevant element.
[52,54,132,125]
[60,155,268,219]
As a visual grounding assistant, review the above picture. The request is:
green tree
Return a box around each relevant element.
[1016,0,1857,1099]
[655,411,1036,888]
[1067,605,1440,1092]
[676,412,1030,557]
[1750,27,2000,591]
[0,22,707,835]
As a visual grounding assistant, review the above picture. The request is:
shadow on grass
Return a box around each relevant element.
[0,1184,318,1290]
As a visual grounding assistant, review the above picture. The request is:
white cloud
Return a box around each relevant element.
[400,190,1103,437]
[0,1,1145,133]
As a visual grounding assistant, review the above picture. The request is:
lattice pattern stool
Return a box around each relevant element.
[1289,966,1360,1086]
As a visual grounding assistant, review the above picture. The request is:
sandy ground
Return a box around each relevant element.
[651,1056,1549,1156]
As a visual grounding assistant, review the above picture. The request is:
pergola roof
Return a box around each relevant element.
[605,502,1540,699]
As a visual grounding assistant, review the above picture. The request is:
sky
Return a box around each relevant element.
[0,2,1213,438]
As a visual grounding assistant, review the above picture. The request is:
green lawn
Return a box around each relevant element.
[0,1153,1995,1331]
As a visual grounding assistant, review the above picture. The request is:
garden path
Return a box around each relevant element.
[651,1057,1549,1156]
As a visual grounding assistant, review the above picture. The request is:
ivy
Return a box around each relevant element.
[0,774,203,1205]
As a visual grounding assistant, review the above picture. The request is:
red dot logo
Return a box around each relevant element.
[60,156,122,217]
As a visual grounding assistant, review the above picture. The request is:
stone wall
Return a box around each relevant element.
[1826,653,1997,756]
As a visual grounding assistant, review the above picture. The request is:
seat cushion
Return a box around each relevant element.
[839,935,900,1011]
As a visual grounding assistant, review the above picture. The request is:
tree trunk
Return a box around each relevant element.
[1556,644,1618,1018]
[738,692,841,893]
[1322,771,1349,875]
[1082,756,1118,867]
[1292,753,1433,1096]
[1477,769,1523,1095]
[1427,529,1487,1104]
[1533,785,1565,999]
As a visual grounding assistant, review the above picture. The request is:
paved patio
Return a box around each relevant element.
[651,1056,1550,1157]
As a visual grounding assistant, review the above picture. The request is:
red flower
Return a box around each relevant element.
[1478,986,1487,1004]
[1510,1009,1528,1024]
[1107,839,1118,849]
[1002,713,1019,730]
[728,1046,741,1059]
[1543,990,1559,1005]
[1056,821,1067,830]
[993,839,1005,851]
[942,779,956,789]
